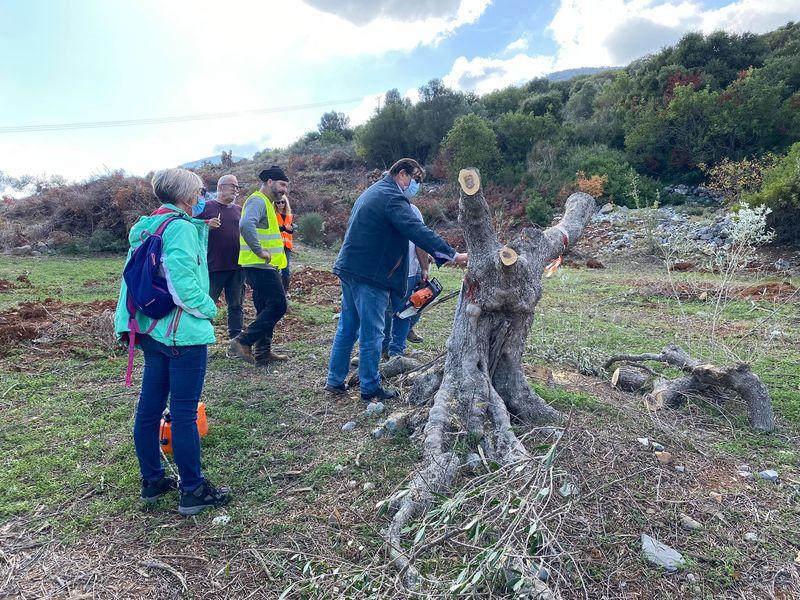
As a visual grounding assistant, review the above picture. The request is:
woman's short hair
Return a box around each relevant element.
[151,168,203,204]
[388,158,425,181]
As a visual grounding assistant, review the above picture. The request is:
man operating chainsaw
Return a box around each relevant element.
[325,158,467,402]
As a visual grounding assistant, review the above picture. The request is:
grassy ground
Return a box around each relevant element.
[1,244,799,598]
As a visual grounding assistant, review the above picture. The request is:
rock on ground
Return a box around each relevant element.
[641,534,685,572]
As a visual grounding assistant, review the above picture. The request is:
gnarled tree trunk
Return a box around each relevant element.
[386,169,595,587]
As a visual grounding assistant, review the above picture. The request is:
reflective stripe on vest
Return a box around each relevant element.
[238,191,288,269]
[277,212,293,251]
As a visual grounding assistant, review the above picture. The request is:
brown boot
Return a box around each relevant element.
[255,338,288,366]
[228,337,255,364]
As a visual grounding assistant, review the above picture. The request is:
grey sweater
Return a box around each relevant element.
[239,192,276,270]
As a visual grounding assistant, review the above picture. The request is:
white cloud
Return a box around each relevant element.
[549,0,800,69]
[0,0,491,180]
[348,93,385,127]
[302,0,462,26]
[444,54,556,94]
[504,36,530,53]
[443,0,799,96]
[347,88,420,128]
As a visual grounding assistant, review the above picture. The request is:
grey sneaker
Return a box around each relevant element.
[140,476,178,504]
[178,480,231,516]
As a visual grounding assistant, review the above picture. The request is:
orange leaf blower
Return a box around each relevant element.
[159,402,208,454]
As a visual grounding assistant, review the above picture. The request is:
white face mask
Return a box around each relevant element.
[403,178,420,199]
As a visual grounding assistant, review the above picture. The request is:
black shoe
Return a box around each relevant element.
[361,387,399,403]
[324,383,348,395]
[407,328,423,343]
[179,480,231,516]
[140,476,178,504]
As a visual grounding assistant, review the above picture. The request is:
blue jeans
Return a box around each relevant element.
[383,273,421,356]
[280,249,292,291]
[326,276,389,395]
[133,335,207,492]
[208,269,244,339]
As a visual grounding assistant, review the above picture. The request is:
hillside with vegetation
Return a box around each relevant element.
[1,23,799,253]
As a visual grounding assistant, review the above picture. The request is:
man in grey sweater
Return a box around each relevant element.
[229,166,289,366]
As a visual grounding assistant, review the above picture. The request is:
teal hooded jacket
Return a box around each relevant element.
[114,205,217,346]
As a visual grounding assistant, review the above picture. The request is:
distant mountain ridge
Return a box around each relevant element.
[546,66,620,81]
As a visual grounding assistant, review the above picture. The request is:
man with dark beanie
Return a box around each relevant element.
[325,158,467,402]
[229,166,289,366]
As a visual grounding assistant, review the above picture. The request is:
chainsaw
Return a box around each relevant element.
[396,278,443,319]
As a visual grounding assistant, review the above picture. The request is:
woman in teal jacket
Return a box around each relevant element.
[115,168,230,516]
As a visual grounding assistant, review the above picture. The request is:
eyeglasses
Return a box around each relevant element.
[275,201,286,205]
[219,183,241,189]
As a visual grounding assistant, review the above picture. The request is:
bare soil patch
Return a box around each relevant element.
[289,266,341,306]
[0,298,116,355]
[642,280,799,302]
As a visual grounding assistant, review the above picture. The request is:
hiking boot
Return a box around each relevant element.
[140,476,178,504]
[324,383,348,395]
[178,480,231,516]
[407,328,424,343]
[254,338,288,366]
[255,350,288,366]
[361,386,399,403]
[228,337,255,364]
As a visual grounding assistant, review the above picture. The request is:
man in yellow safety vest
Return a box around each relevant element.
[228,165,289,366]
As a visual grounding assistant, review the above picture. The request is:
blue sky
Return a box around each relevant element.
[1,0,797,182]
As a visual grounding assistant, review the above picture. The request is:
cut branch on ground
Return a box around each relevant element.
[606,344,775,432]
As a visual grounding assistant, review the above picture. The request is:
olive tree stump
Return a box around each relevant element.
[386,169,595,586]
[604,344,775,432]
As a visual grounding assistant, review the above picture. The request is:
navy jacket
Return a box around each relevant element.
[333,176,456,294]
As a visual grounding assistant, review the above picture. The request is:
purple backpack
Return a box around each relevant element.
[122,215,182,386]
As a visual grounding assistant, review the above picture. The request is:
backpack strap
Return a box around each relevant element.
[123,214,182,387]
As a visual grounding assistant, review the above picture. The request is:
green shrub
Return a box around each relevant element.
[744,142,800,243]
[524,190,553,226]
[440,114,501,180]
[88,228,127,253]
[297,212,326,246]
[564,145,658,207]
[520,91,563,118]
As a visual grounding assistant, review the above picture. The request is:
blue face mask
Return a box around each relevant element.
[192,195,206,217]
[403,178,420,199]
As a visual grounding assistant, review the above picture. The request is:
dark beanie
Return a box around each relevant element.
[259,165,288,182]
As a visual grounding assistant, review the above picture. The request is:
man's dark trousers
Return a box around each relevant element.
[239,267,287,359]
[208,269,245,339]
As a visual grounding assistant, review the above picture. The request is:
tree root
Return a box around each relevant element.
[605,344,775,432]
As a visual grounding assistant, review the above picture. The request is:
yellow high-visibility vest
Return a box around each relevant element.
[238,191,287,269]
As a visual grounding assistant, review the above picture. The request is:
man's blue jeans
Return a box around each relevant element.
[133,335,207,492]
[327,276,389,395]
[383,273,421,356]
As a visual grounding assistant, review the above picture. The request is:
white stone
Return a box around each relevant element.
[641,534,685,572]
[758,469,779,482]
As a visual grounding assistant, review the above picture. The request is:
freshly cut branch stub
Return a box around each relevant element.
[458,168,481,195]
[499,246,518,266]
[611,366,653,393]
